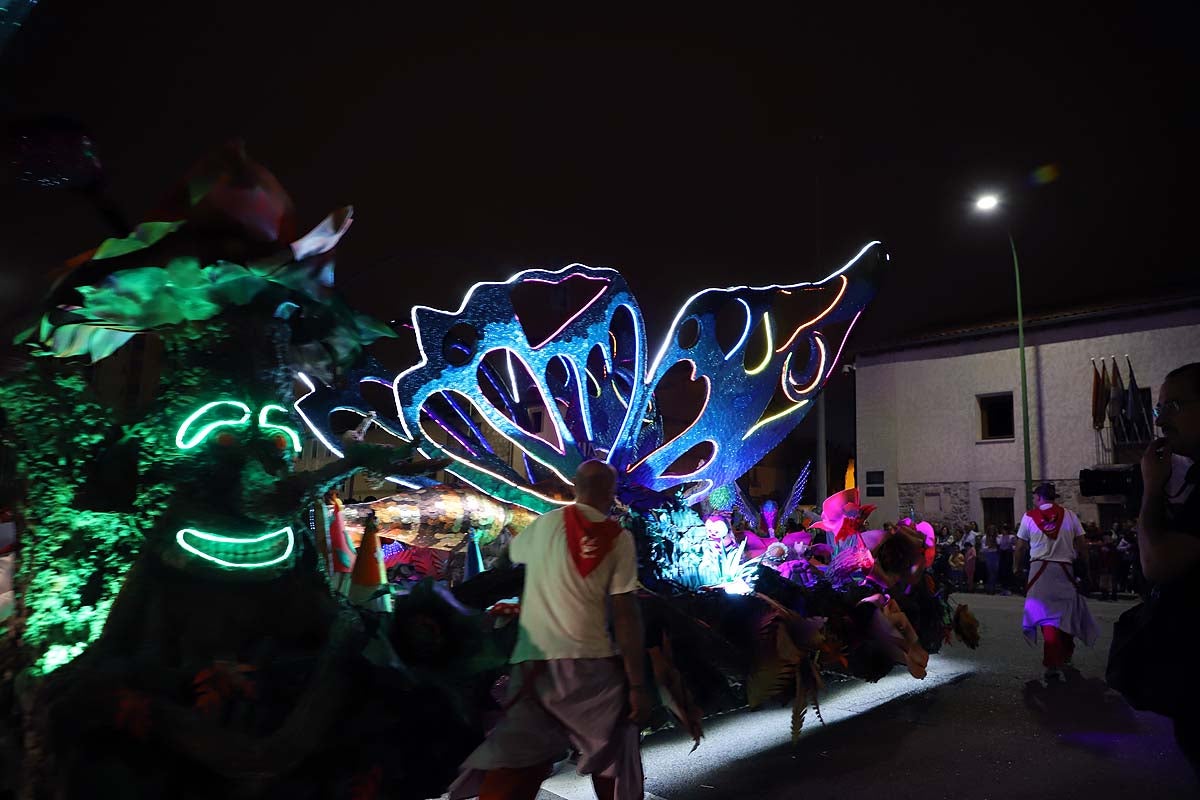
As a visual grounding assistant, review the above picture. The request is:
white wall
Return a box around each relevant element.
[855,309,1200,525]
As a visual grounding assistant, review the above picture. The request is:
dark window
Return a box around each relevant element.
[865,470,884,485]
[979,393,1014,440]
[866,485,885,497]
[530,410,544,431]
[981,496,1015,530]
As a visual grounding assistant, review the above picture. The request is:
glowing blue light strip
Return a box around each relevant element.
[419,388,576,486]
[723,298,754,361]
[506,350,521,403]
[423,404,479,457]
[295,372,346,458]
[559,356,595,443]
[442,391,495,455]
[585,368,602,397]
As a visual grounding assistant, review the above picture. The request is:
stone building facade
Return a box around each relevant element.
[854,299,1200,531]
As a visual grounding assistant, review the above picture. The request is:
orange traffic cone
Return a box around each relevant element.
[349,513,392,613]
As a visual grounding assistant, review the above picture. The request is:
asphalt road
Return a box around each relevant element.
[537,593,1196,800]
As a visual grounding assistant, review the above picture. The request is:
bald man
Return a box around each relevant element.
[449,460,646,800]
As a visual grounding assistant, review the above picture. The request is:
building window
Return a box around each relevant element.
[978,393,1015,440]
[923,491,942,514]
[865,470,885,497]
[530,410,544,432]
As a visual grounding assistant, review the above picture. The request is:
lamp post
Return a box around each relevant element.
[975,194,1034,510]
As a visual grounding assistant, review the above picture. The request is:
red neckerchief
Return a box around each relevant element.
[563,504,623,578]
[1028,504,1065,540]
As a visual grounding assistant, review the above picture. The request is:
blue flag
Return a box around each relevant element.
[1125,357,1145,439]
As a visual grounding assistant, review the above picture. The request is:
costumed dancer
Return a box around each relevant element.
[327,489,355,595]
[449,460,647,800]
[1016,482,1099,681]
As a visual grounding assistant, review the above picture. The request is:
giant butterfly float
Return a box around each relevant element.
[296,244,883,522]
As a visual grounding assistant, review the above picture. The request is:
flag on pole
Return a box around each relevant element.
[1109,357,1126,419]
[1100,360,1110,426]
[1125,356,1148,440]
[1091,360,1105,430]
[1109,357,1127,441]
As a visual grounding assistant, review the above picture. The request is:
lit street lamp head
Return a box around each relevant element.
[975,194,999,212]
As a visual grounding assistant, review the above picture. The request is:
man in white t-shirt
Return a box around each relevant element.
[1016,483,1099,682]
[450,460,646,800]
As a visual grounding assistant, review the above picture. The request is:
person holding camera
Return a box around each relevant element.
[1109,362,1200,772]
[1015,482,1099,682]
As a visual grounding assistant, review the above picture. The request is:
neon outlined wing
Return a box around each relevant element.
[390,265,653,512]
[731,481,761,534]
[779,461,813,531]
[616,242,884,505]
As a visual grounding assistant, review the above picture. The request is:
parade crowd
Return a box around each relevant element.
[918,518,1144,599]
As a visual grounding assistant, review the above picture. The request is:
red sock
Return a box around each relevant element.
[1042,625,1070,669]
[479,763,552,800]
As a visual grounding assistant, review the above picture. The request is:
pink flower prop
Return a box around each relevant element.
[808,488,877,543]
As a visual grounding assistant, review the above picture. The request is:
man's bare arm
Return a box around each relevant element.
[611,592,645,688]
[611,591,651,725]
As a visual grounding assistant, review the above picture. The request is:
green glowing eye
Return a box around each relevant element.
[176,401,253,450]
[257,404,302,453]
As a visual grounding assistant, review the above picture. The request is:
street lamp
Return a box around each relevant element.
[975,193,1034,511]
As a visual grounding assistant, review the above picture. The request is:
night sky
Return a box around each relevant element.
[1,2,1195,453]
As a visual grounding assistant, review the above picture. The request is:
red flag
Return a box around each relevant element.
[1099,361,1111,429]
[1109,357,1126,420]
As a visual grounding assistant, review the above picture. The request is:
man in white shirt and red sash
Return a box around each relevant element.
[1016,482,1099,682]
[450,460,648,800]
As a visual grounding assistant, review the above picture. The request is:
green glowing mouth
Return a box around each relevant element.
[175,526,295,569]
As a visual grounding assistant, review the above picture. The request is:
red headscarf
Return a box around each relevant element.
[563,504,624,577]
[1028,504,1065,540]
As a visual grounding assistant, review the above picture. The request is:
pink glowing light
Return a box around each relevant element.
[521,278,611,350]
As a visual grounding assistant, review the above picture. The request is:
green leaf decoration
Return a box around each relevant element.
[91,221,186,261]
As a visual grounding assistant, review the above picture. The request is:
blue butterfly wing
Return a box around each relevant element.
[621,242,884,504]
[390,265,653,512]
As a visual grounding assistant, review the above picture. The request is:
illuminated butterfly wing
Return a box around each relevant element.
[779,460,813,530]
[730,481,761,534]
[388,265,657,512]
[617,242,884,505]
[295,243,883,514]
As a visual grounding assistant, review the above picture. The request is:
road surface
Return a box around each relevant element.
[537,593,1195,800]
